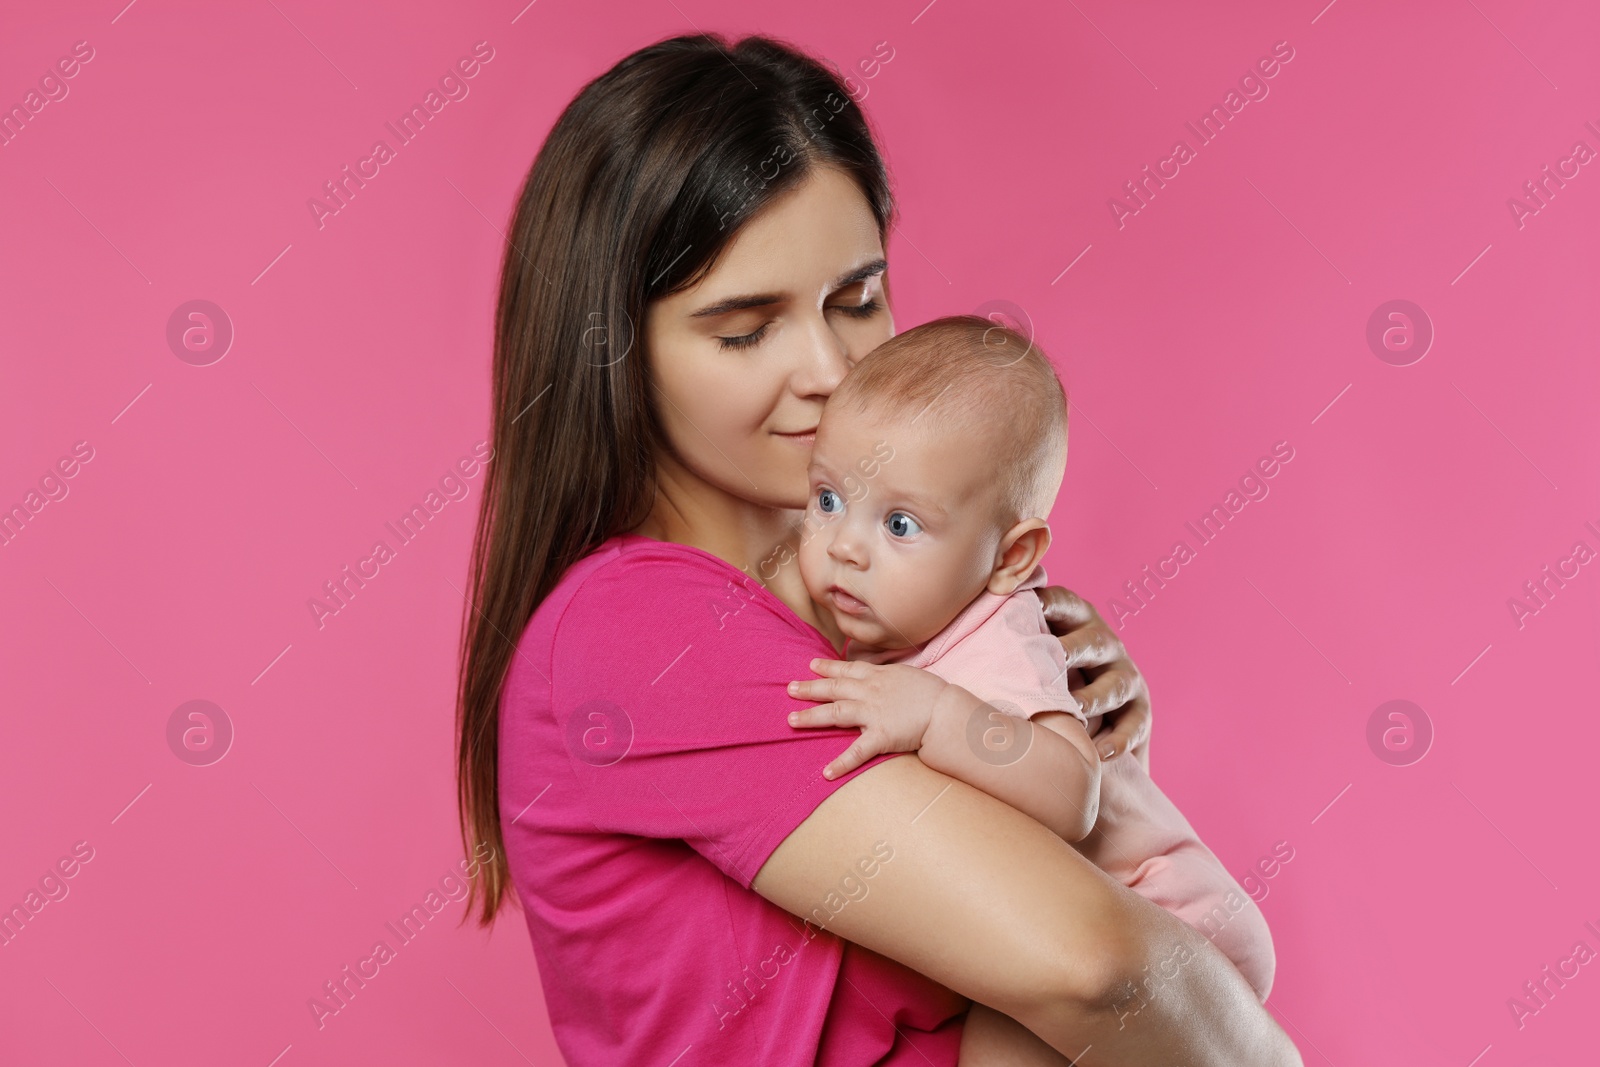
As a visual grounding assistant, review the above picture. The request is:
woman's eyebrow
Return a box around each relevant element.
[689,292,783,319]
[833,257,888,290]
[688,258,888,319]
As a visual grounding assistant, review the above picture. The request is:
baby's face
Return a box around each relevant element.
[797,403,1007,653]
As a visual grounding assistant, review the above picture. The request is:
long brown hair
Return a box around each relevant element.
[455,32,897,926]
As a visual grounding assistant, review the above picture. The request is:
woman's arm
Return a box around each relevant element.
[961,1003,1074,1066]
[752,755,1301,1065]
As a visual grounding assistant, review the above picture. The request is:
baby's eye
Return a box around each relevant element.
[886,512,922,538]
[817,488,844,514]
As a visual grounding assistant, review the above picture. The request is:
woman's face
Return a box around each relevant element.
[644,165,893,511]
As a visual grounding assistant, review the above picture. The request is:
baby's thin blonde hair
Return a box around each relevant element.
[832,314,1069,523]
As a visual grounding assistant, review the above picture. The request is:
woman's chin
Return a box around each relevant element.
[761,476,811,513]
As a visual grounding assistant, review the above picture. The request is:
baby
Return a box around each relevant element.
[790,315,1276,1042]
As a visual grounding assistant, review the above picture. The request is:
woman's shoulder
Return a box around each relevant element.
[553,532,748,592]
[531,532,824,663]
[546,532,764,617]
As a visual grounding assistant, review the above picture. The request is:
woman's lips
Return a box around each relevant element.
[774,427,817,446]
[827,586,870,616]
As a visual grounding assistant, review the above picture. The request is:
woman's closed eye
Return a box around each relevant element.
[715,298,882,351]
[885,511,922,538]
[718,322,771,350]
[832,297,882,320]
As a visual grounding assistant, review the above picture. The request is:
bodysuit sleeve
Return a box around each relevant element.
[920,584,1088,723]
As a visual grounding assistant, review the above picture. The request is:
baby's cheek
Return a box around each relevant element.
[795,530,828,589]
[879,559,962,646]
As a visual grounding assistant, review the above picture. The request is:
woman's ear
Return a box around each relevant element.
[987,519,1052,596]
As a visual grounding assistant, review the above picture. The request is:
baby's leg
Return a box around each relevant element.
[959,1003,1074,1066]
[1124,839,1276,1001]
[1075,755,1276,1001]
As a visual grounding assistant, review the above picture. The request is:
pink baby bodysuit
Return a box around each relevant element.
[849,565,1278,1002]
[850,567,1083,724]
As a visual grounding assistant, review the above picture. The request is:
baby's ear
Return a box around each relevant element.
[988,519,1051,596]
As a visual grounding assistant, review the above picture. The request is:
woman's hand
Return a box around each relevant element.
[1036,586,1151,771]
[787,658,954,780]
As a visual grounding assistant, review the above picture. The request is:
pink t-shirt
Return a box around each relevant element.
[499,533,967,1066]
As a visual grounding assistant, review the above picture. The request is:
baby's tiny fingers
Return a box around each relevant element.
[788,703,851,729]
[806,657,872,680]
[823,736,877,780]
[788,677,842,701]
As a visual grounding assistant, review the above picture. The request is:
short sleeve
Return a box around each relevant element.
[925,589,1087,725]
[549,547,897,888]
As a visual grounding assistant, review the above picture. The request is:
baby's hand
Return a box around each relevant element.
[787,658,948,780]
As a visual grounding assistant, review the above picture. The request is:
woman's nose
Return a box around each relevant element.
[791,315,853,399]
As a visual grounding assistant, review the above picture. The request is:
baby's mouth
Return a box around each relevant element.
[827,585,871,617]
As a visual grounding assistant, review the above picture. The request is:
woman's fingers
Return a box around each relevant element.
[1036,585,1098,631]
[1037,584,1154,761]
[1057,625,1125,671]
[1038,585,1127,669]
[1090,694,1151,761]
[1071,665,1141,720]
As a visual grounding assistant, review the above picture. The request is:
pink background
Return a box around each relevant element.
[3,0,1596,1063]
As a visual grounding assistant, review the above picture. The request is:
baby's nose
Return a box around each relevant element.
[827,527,868,566]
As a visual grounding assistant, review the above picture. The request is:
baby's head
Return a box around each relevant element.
[797,315,1068,653]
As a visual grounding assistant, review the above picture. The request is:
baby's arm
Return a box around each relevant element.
[917,697,1103,843]
[787,660,1102,842]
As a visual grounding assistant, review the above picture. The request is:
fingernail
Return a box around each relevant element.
[823,768,834,779]
[1099,742,1116,760]
[810,658,821,669]
[788,681,798,694]
[788,712,799,725]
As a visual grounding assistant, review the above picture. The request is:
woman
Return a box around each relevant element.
[455,32,1299,1066]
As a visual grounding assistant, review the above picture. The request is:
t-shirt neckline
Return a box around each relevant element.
[612,531,829,645]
